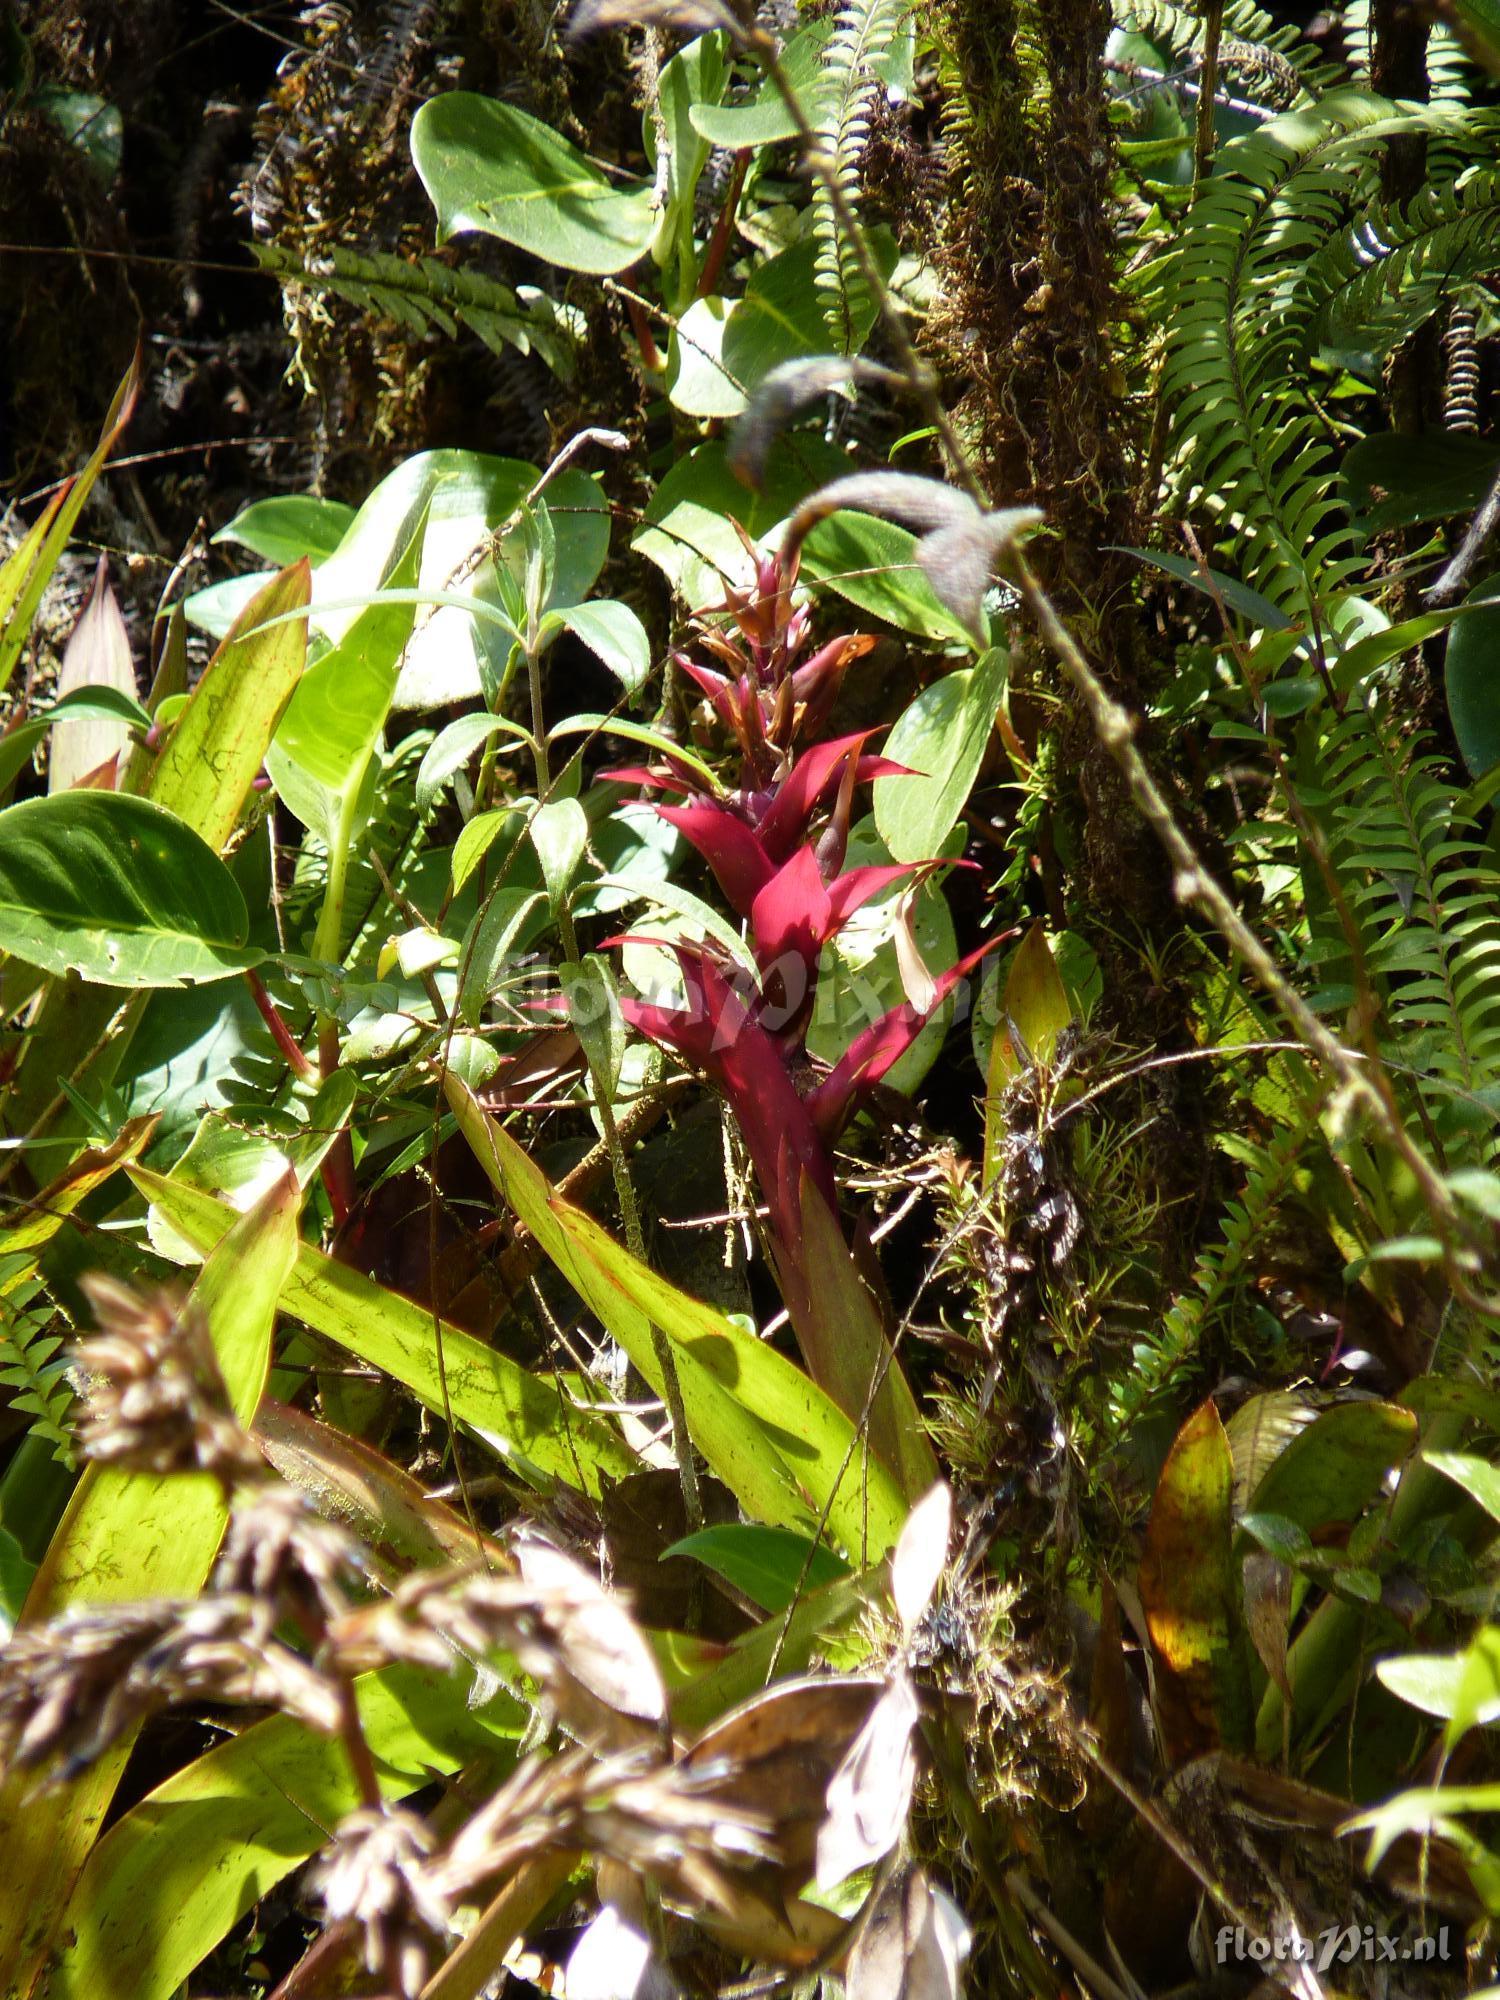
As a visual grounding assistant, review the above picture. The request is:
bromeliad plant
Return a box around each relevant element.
[603,538,1000,1418]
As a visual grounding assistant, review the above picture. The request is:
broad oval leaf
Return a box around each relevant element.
[689,17,833,146]
[212,493,357,568]
[559,599,653,693]
[873,648,1008,863]
[413,93,655,274]
[668,234,896,420]
[1445,571,1500,778]
[0,792,259,986]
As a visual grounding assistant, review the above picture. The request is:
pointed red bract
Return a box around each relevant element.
[805,938,1007,1142]
[658,803,777,914]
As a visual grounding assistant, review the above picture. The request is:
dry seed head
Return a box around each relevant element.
[74,1275,263,1485]
[310,1805,449,2000]
[0,1594,343,1782]
[331,1543,664,1745]
[213,1483,367,1623]
[427,1747,775,1915]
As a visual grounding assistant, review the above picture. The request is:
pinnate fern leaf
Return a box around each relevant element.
[812,0,903,353]
[255,242,582,380]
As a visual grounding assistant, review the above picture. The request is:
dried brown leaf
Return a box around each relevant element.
[847,1866,971,2000]
[515,1536,667,1738]
[815,1673,920,1890]
[681,1675,884,1893]
[1241,1550,1293,1705]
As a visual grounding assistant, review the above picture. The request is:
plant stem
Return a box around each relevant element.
[420,1849,578,2000]
[245,970,315,1080]
[1193,0,1224,186]
[524,643,703,1532]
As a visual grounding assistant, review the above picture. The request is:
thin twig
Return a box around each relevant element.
[1425,456,1500,606]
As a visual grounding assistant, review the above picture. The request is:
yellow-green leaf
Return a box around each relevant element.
[445,1076,911,1556]
[145,561,310,849]
[129,1164,637,1497]
[0,1172,300,2000]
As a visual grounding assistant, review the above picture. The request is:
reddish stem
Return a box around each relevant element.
[245,971,355,1229]
[696,149,750,299]
[245,971,315,1080]
[625,295,662,372]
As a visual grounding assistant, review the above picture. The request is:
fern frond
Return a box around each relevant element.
[0,1289,74,1464]
[1340,0,1479,101]
[1114,1113,1316,1428]
[1156,91,1417,618]
[255,243,583,380]
[1315,698,1500,1149]
[812,0,903,352]
[1301,163,1500,358]
[1113,0,1340,107]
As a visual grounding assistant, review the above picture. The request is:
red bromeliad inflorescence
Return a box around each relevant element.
[604,537,999,1275]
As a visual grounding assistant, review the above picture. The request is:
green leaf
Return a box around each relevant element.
[874,647,1008,863]
[0,353,139,700]
[412,93,655,274]
[1343,431,1500,534]
[212,494,357,568]
[146,561,311,851]
[416,712,536,810]
[552,714,722,791]
[560,954,627,1102]
[458,887,546,1026]
[787,1178,938,1507]
[1378,1631,1500,1741]
[987,923,1073,1080]
[667,1523,851,1613]
[689,18,833,147]
[0,687,152,798]
[800,509,980,645]
[1139,1399,1252,1762]
[1111,545,1292,631]
[529,797,590,914]
[314,451,607,711]
[1238,1511,1315,1563]
[129,1166,637,1496]
[559,600,653,693]
[0,792,260,987]
[444,1078,911,1556]
[271,504,425,814]
[1445,572,1500,778]
[51,1664,520,2000]
[634,435,851,608]
[656,30,729,286]
[180,572,271,642]
[1425,1449,1500,1526]
[452,806,527,895]
[1240,1400,1417,1548]
[668,233,895,420]
[0,1174,300,2000]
